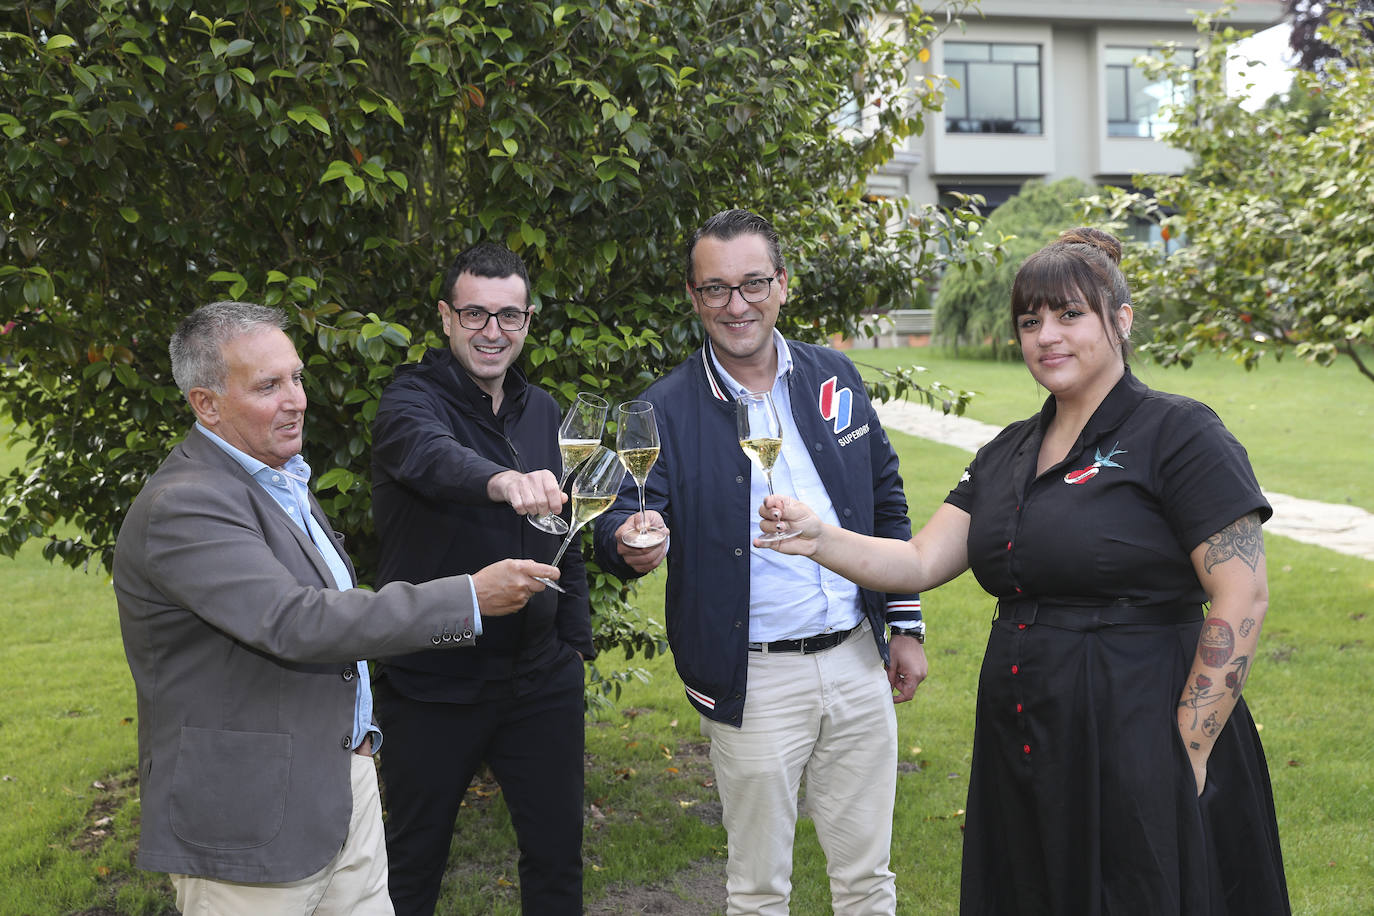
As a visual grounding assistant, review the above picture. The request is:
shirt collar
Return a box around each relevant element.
[705,329,792,398]
[195,422,312,484]
[1034,368,1147,447]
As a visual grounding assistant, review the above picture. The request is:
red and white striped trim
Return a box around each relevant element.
[684,684,717,710]
[700,348,728,401]
[886,599,922,614]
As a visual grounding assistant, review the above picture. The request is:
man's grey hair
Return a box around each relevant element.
[170,301,288,395]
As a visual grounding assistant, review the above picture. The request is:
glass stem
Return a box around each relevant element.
[551,527,579,567]
[636,482,648,530]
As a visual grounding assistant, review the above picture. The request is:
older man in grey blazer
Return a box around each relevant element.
[113,301,560,914]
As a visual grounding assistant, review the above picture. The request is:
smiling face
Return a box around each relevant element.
[1017,293,1131,403]
[687,232,787,381]
[192,327,307,468]
[440,271,531,399]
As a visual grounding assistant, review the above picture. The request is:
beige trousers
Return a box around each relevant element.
[172,752,392,915]
[700,621,899,915]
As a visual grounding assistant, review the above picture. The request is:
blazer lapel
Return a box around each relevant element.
[180,428,347,589]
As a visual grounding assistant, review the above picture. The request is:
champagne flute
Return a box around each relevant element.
[534,446,626,590]
[529,392,608,534]
[736,390,801,543]
[616,400,668,548]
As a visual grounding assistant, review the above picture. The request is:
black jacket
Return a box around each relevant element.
[371,348,594,702]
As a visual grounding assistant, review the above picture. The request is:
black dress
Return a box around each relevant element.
[945,371,1289,916]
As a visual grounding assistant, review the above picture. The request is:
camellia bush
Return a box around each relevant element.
[0,0,990,700]
[1090,2,1374,383]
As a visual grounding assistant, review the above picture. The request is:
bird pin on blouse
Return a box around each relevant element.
[1063,442,1127,486]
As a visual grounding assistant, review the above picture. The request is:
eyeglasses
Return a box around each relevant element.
[691,272,780,308]
[446,302,531,331]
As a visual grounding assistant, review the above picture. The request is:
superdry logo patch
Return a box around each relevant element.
[819,376,853,434]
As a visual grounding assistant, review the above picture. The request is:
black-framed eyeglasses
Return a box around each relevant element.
[445,302,531,331]
[691,272,780,308]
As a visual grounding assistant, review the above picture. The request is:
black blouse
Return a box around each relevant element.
[946,371,1271,606]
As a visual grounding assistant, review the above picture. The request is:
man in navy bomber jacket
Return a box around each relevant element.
[593,209,928,915]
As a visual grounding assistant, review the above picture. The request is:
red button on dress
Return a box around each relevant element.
[1017,623,1026,630]
[1023,744,1031,755]
[1011,664,1019,674]
[1016,703,1023,713]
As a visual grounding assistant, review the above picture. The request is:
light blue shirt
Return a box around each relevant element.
[196,424,381,753]
[708,332,862,642]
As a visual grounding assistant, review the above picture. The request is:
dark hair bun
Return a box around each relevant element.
[1057,227,1122,265]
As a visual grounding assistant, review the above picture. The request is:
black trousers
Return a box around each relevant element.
[374,649,585,916]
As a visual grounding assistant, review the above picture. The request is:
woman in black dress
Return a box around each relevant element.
[757,229,1289,915]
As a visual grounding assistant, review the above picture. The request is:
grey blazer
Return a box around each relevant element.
[113,427,478,882]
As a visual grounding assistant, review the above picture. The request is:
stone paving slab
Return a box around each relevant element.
[875,400,1374,563]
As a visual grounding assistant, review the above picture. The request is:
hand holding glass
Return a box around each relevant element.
[736,390,800,543]
[616,400,668,548]
[534,446,627,590]
[529,392,608,534]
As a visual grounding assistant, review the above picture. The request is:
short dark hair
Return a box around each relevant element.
[440,242,530,307]
[170,301,287,395]
[1010,227,1133,364]
[684,209,785,285]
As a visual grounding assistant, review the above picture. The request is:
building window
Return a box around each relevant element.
[944,42,1042,135]
[1105,46,1194,138]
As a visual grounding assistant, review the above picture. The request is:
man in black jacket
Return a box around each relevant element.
[370,242,594,915]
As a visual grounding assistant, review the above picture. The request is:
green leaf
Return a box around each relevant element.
[117,207,139,223]
[320,160,354,183]
[288,105,331,136]
[45,34,77,52]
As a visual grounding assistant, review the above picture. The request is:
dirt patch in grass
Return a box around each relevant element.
[586,856,727,914]
[71,771,139,854]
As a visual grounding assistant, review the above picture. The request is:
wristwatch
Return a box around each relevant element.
[891,620,926,645]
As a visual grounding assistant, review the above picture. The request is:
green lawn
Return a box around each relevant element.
[2,351,1372,914]
[847,346,1374,513]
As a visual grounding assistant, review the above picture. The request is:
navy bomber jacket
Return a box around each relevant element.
[593,340,920,726]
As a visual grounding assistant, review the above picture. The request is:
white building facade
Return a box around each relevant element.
[873,0,1285,212]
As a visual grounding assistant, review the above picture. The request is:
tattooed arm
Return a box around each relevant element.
[1178,511,1269,796]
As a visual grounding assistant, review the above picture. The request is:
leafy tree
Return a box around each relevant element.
[934,177,1096,360]
[0,0,990,699]
[1284,0,1374,72]
[1089,2,1374,384]
[1258,76,1330,131]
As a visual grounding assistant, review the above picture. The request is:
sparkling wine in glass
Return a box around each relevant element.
[736,389,800,543]
[529,392,608,534]
[535,446,626,590]
[616,400,667,548]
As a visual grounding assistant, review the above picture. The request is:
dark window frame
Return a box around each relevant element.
[944,41,1043,135]
[1104,45,1195,139]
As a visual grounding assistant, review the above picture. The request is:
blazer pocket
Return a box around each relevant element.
[170,726,291,850]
